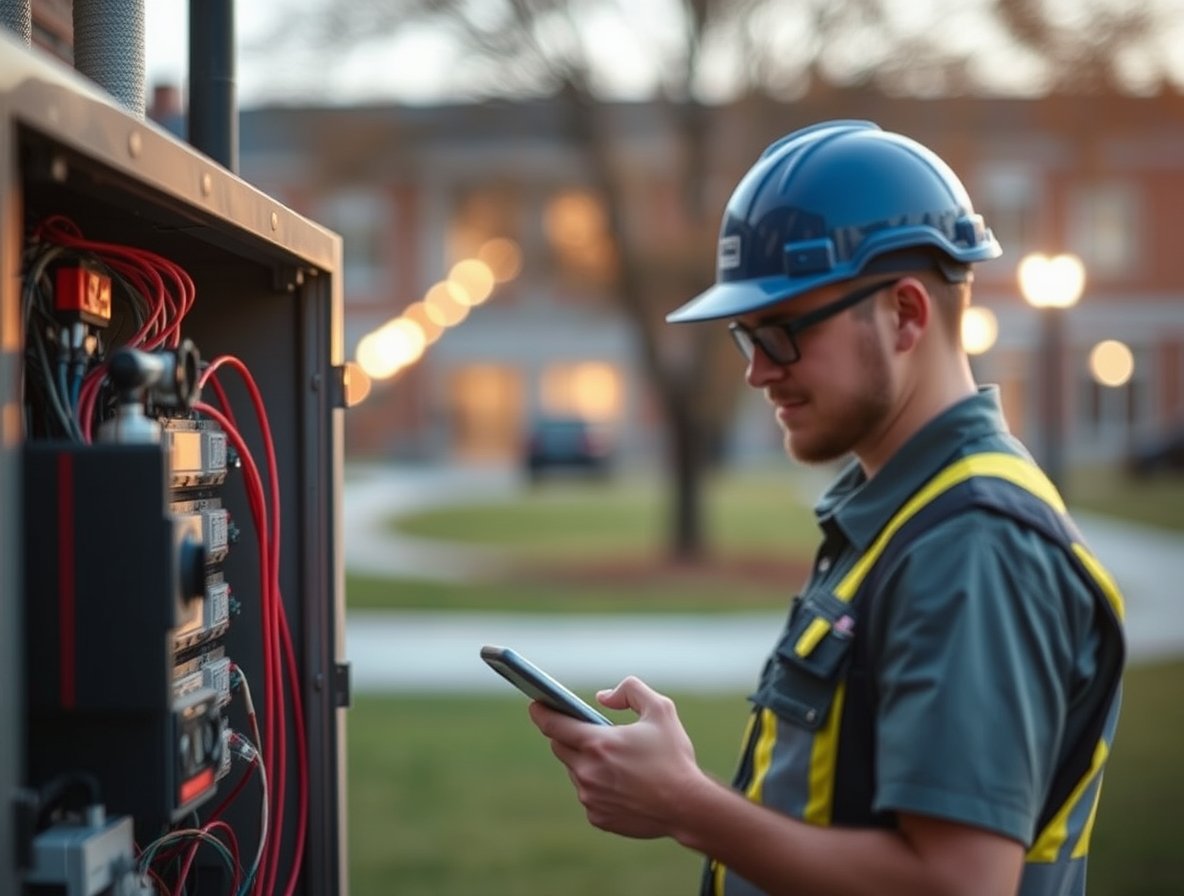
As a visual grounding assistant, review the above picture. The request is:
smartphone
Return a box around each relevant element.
[480,645,613,726]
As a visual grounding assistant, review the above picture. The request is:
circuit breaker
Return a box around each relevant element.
[1,31,350,896]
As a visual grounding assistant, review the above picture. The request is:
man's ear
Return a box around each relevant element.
[887,277,930,352]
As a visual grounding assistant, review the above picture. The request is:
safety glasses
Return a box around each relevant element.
[728,279,899,366]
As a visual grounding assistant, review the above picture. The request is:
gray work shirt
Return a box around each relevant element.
[714,387,1120,896]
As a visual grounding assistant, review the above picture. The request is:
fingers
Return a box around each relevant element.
[528,699,601,746]
[597,675,674,718]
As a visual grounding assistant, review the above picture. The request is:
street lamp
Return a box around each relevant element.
[962,306,999,357]
[1018,252,1085,494]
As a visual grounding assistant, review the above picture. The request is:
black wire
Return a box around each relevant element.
[26,303,80,440]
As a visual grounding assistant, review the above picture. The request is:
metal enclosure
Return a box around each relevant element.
[0,31,349,895]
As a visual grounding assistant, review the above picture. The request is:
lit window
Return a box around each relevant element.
[540,362,622,423]
[448,186,522,268]
[317,190,389,297]
[972,163,1039,280]
[543,189,616,289]
[1067,181,1140,277]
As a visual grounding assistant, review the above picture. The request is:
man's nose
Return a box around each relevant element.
[745,343,785,388]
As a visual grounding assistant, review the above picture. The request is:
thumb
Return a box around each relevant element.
[597,675,659,713]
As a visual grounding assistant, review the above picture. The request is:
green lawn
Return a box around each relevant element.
[346,462,1184,613]
[347,660,1184,896]
[1068,465,1184,531]
[347,467,821,613]
[390,467,822,559]
[342,463,1183,892]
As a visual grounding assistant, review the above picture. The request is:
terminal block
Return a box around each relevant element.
[163,417,229,490]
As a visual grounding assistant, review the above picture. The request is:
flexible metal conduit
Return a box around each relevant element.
[0,0,31,45]
[73,0,146,117]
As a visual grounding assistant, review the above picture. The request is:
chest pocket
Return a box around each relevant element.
[750,588,857,731]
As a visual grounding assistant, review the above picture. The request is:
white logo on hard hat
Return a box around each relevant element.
[718,235,741,271]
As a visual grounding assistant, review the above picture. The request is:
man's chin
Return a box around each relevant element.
[786,432,847,466]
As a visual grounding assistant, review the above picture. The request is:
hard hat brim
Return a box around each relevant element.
[666,274,831,324]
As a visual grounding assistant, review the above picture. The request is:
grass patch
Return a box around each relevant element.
[1068,466,1184,531]
[348,468,820,612]
[391,469,822,561]
[1089,658,1184,895]
[346,660,1184,896]
[346,691,751,896]
[345,571,794,614]
[346,461,1184,613]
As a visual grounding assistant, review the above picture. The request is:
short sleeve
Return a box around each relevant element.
[867,511,1087,844]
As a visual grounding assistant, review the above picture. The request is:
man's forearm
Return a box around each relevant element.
[669,775,1022,896]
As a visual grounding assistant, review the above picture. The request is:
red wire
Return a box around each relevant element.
[144,867,172,896]
[176,820,243,895]
[36,216,196,348]
[198,358,294,896]
[278,608,309,896]
[205,374,238,431]
[197,364,309,895]
[196,401,276,895]
[76,363,107,443]
[205,750,258,824]
[37,218,306,888]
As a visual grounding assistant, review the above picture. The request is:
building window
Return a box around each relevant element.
[973,163,1039,278]
[540,361,622,423]
[543,189,617,292]
[1067,181,1140,278]
[317,190,389,297]
[448,363,524,461]
[449,185,523,267]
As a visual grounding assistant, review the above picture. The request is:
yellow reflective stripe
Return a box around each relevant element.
[834,453,1064,602]
[744,708,778,804]
[1027,738,1110,862]
[711,858,726,896]
[803,681,847,825]
[1071,771,1106,860]
[1072,543,1127,623]
[712,710,775,895]
[794,617,832,657]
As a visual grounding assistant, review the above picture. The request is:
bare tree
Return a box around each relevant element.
[257,0,1166,561]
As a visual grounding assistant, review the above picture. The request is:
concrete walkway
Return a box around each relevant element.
[343,464,1184,694]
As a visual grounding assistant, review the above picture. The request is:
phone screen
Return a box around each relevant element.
[480,645,613,726]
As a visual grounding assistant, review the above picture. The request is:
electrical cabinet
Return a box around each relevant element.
[1,30,349,895]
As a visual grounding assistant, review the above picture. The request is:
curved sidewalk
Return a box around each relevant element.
[343,465,1184,694]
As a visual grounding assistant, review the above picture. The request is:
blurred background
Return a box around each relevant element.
[27,0,1184,893]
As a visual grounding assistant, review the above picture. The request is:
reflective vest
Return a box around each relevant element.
[704,452,1126,896]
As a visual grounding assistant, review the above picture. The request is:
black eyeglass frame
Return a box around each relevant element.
[728,278,900,366]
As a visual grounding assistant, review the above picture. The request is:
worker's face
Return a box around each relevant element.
[735,280,895,465]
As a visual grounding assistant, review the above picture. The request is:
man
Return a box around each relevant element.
[528,121,1125,896]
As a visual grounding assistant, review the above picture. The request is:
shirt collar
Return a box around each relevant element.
[814,386,1009,551]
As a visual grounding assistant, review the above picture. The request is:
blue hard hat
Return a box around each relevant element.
[667,120,1001,323]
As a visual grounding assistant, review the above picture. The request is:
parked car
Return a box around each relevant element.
[1127,426,1184,477]
[523,416,613,482]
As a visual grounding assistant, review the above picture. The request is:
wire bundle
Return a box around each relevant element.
[198,356,309,896]
[23,214,197,442]
[24,218,311,893]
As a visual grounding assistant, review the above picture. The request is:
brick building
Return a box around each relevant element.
[234,90,1184,470]
[20,1,1184,471]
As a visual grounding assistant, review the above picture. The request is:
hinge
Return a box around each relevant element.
[327,362,366,409]
[332,661,351,709]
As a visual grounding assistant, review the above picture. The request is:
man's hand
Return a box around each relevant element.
[528,675,707,839]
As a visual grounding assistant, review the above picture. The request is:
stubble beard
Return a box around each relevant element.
[782,333,893,465]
